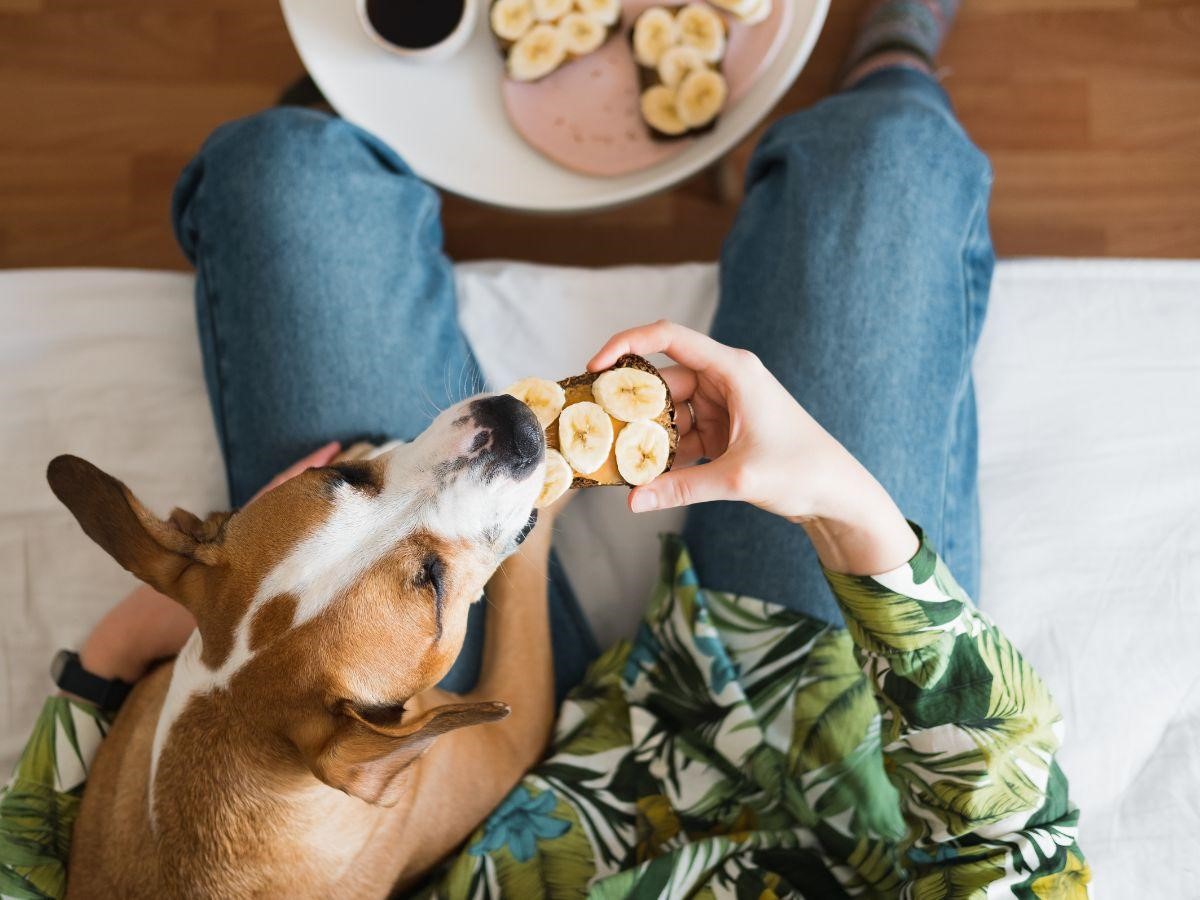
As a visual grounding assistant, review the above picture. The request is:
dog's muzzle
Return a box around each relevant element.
[468,394,545,480]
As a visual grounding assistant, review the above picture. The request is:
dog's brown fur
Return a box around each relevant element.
[50,417,555,898]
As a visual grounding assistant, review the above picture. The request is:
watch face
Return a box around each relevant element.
[50,649,74,683]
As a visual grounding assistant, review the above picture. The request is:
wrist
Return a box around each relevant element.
[79,639,147,685]
[794,453,917,576]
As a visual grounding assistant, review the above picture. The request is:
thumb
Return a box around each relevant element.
[251,441,342,502]
[628,461,734,513]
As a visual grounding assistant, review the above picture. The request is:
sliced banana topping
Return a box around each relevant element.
[491,0,536,42]
[634,3,728,138]
[742,0,772,25]
[558,401,615,475]
[640,85,687,137]
[536,448,574,508]
[615,421,670,486]
[675,2,726,64]
[705,0,757,18]
[532,0,572,21]
[632,7,678,68]
[558,11,606,56]
[591,367,668,422]
[506,376,566,428]
[507,23,568,81]
[657,44,705,89]
[574,0,621,26]
[676,68,727,128]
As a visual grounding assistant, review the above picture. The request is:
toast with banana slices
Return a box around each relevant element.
[632,3,729,139]
[507,354,678,505]
[490,0,622,82]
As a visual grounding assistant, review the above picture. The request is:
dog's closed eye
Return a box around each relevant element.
[338,697,407,728]
[416,554,445,640]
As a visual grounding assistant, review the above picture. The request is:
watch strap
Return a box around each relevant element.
[51,650,132,711]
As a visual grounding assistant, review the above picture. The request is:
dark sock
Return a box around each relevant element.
[839,0,962,90]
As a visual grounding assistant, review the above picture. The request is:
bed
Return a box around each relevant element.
[2,260,1197,896]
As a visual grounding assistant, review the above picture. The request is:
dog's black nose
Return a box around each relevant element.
[469,394,544,474]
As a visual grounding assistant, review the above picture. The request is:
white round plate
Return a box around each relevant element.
[280,0,829,213]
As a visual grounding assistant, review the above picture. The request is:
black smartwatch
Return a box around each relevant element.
[50,649,133,712]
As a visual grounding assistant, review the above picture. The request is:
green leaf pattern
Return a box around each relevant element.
[0,698,110,900]
[3,528,1089,898]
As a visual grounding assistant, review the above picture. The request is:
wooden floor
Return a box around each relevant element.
[0,0,1197,270]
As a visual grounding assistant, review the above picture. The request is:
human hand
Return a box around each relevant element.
[588,321,917,575]
[76,441,344,687]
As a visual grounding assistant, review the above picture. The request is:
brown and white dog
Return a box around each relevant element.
[47,394,556,898]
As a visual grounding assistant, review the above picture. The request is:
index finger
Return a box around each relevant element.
[587,320,730,374]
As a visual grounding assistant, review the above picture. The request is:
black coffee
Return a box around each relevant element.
[365,0,466,49]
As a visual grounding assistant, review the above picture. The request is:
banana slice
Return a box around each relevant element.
[675,2,726,64]
[657,44,705,88]
[491,0,535,42]
[558,11,606,55]
[632,7,677,68]
[533,0,572,21]
[640,85,687,137]
[592,366,667,422]
[615,421,670,486]
[507,23,568,81]
[558,401,615,475]
[574,0,621,27]
[506,377,566,428]
[742,0,772,25]
[676,68,727,128]
[536,449,574,507]
[704,0,758,18]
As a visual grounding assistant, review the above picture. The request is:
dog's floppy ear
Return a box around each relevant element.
[46,455,217,610]
[305,700,510,807]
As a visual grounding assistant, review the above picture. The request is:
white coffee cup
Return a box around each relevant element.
[357,0,478,62]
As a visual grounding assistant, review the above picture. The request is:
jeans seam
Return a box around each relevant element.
[194,214,236,507]
[941,173,990,549]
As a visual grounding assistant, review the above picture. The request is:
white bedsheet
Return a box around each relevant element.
[1,260,1198,896]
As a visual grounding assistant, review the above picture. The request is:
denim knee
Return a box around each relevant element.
[171,108,414,262]
[747,71,992,225]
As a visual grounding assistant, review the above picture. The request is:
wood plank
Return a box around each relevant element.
[954,78,1092,151]
[0,78,281,153]
[0,0,1197,268]
[1089,76,1200,150]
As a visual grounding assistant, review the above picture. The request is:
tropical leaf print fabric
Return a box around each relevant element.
[426,530,1088,898]
[0,698,109,899]
[0,527,1088,899]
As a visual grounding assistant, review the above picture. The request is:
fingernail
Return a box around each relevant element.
[630,490,656,513]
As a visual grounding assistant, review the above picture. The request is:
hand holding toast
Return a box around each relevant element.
[588,320,918,575]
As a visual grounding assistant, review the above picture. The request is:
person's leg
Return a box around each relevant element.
[173,107,470,507]
[684,68,993,624]
[171,108,596,699]
[840,0,963,88]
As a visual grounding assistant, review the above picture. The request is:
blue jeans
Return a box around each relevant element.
[172,68,993,698]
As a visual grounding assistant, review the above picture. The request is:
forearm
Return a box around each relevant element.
[470,524,556,761]
[822,530,1087,891]
[77,584,195,685]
